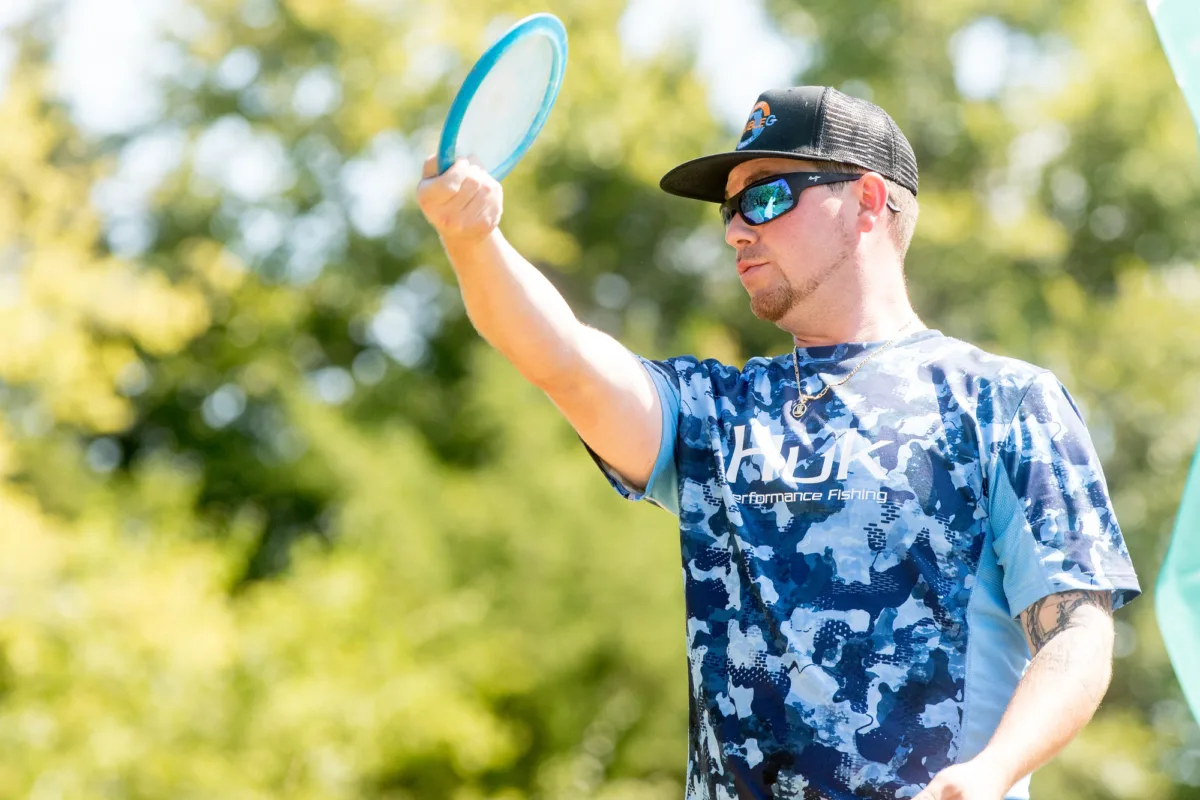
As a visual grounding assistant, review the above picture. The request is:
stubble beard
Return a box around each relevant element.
[748,280,798,322]
[748,234,853,323]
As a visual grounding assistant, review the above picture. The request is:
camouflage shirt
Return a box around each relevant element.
[591,329,1140,800]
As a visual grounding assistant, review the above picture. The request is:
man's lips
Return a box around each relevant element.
[737,260,767,276]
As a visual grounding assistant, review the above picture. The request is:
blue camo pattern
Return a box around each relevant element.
[616,331,1139,799]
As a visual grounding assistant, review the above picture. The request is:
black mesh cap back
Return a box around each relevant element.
[658,85,920,203]
[816,89,919,196]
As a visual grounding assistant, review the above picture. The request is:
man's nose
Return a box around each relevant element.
[724,213,758,248]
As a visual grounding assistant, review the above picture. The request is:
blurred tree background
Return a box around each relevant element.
[0,0,1198,797]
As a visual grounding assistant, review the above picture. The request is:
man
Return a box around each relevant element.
[416,86,1141,799]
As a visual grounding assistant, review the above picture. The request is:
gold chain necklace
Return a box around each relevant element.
[790,318,919,420]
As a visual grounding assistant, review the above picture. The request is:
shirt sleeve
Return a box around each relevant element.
[987,372,1141,617]
[583,356,682,516]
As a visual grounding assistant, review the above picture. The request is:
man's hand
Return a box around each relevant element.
[416,155,503,247]
[913,758,1011,800]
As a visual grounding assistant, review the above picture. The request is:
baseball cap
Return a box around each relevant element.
[660,86,919,203]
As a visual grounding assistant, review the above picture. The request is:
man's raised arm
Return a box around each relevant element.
[415,156,662,489]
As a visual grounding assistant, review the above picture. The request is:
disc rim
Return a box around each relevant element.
[437,13,568,180]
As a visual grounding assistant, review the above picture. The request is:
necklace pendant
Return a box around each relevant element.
[792,399,808,419]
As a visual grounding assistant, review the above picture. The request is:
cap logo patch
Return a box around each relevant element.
[737,101,777,150]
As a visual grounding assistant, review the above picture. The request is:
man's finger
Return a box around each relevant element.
[438,166,487,217]
[456,179,501,228]
[417,159,470,207]
[440,159,473,192]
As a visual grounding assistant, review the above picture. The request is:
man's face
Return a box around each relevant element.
[723,158,857,324]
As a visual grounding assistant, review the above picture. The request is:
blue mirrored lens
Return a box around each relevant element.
[740,178,794,224]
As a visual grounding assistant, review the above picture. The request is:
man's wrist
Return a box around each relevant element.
[966,747,1025,796]
[440,226,502,262]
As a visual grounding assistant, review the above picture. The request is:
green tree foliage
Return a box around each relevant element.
[0,0,1197,796]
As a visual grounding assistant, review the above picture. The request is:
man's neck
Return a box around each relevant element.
[787,308,922,347]
[781,259,921,347]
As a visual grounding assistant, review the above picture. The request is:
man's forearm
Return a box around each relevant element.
[974,616,1114,789]
[417,157,663,487]
[443,229,586,390]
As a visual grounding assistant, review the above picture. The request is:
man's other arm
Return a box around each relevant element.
[415,156,661,488]
[915,590,1115,799]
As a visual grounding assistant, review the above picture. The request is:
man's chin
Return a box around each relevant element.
[749,286,796,323]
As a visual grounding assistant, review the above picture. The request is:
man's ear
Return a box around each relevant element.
[853,172,890,231]
[857,172,890,213]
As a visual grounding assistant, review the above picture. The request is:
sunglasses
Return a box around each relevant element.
[719,171,901,228]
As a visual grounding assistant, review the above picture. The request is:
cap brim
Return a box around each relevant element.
[659,149,826,203]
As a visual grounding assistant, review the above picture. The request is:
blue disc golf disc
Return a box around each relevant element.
[437,13,568,180]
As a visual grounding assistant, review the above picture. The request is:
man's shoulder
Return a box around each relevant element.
[897,332,1071,437]
[906,331,1049,391]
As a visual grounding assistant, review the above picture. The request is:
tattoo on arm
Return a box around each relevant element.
[1021,590,1113,653]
